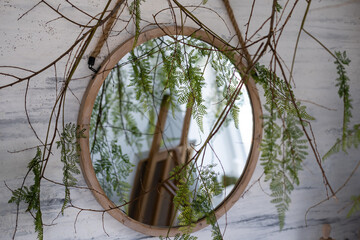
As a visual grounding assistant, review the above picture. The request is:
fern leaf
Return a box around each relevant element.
[35,209,43,240]
[254,64,310,230]
[57,123,85,214]
[347,195,360,218]
[8,147,43,240]
[323,124,360,160]
[334,51,352,148]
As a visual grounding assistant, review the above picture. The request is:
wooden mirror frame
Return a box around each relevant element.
[78,26,262,236]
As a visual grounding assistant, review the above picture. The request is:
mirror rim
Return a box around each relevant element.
[78,26,262,237]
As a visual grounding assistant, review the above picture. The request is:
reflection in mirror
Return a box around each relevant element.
[89,35,253,227]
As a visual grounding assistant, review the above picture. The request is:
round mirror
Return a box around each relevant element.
[78,27,262,236]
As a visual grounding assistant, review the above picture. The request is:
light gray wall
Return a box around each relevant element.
[0,0,359,239]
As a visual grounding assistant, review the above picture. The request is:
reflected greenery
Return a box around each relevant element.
[89,35,252,229]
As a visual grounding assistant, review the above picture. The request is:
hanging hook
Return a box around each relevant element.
[88,56,98,73]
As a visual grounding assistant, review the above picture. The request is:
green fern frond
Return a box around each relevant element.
[129,0,144,49]
[170,162,224,238]
[8,147,43,240]
[159,233,198,240]
[347,195,360,218]
[128,50,153,106]
[201,0,208,5]
[323,124,360,160]
[323,138,342,160]
[254,63,310,230]
[275,1,282,12]
[8,187,28,205]
[88,36,247,239]
[323,51,355,160]
[334,51,352,148]
[56,123,85,214]
[93,140,134,205]
[35,209,43,240]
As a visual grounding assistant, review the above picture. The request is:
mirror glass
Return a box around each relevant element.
[89,35,253,227]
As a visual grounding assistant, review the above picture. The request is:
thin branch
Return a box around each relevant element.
[41,0,93,28]
[73,209,83,233]
[305,159,360,226]
[244,0,256,42]
[18,1,42,21]
[102,212,110,237]
[0,0,125,90]
[289,0,312,84]
[302,28,337,59]
[24,79,46,147]
[271,45,336,197]
[65,0,100,20]
[297,99,337,111]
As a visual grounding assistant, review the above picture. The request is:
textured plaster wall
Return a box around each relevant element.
[0,0,359,239]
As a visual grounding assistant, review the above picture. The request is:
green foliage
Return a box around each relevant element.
[9,124,84,240]
[253,64,310,229]
[93,140,134,206]
[172,164,197,233]
[347,195,360,218]
[316,51,359,218]
[253,64,314,121]
[35,210,43,240]
[259,105,281,177]
[324,51,353,158]
[323,124,360,160]
[323,52,360,217]
[89,36,246,239]
[275,1,283,13]
[90,36,244,212]
[56,123,85,214]
[210,49,242,129]
[129,49,154,109]
[178,58,207,132]
[7,6,359,239]
[171,163,223,238]
[334,51,352,148]
[160,233,198,240]
[9,147,43,240]
[268,113,308,229]
[90,65,138,207]
[129,0,144,48]
[193,165,223,239]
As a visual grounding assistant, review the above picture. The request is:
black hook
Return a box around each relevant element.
[88,56,98,73]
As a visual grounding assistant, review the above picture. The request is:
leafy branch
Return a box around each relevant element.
[7,123,85,240]
[327,51,353,153]
[9,148,43,240]
[3,0,360,239]
[170,163,223,239]
[319,51,360,218]
[347,195,360,218]
[56,123,86,214]
[253,64,311,229]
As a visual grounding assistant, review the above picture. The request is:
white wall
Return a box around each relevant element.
[0,0,359,239]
